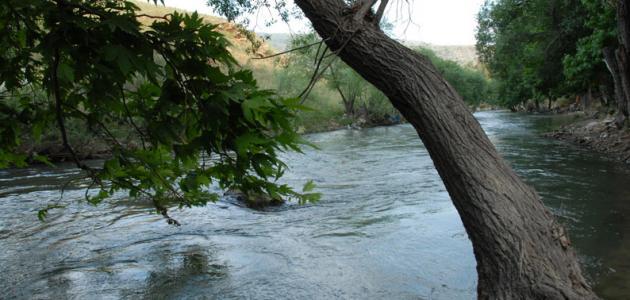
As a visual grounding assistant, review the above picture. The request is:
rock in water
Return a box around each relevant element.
[224,189,284,209]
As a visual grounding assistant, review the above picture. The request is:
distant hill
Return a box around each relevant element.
[402,41,478,67]
[133,1,275,63]
[260,32,478,67]
[133,3,478,68]
[257,33,294,53]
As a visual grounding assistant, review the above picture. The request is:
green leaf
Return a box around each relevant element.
[33,155,55,167]
[302,180,316,192]
[0,0,313,224]
[57,62,75,83]
[17,29,27,48]
[37,205,65,221]
[88,190,110,205]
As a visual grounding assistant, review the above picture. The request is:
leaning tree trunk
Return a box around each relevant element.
[294,0,598,298]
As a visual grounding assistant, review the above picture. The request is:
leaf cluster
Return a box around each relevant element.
[1,0,319,222]
[476,0,606,108]
[416,47,496,106]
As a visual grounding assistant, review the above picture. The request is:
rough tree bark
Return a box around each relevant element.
[603,47,628,127]
[294,0,598,298]
[615,0,630,126]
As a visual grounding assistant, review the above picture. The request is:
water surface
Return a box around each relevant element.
[1,111,628,299]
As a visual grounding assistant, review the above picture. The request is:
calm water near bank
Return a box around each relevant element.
[1,111,629,299]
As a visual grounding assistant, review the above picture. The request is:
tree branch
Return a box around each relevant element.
[134,13,171,21]
[299,30,358,103]
[52,49,91,172]
[252,38,327,60]
[299,47,329,101]
[374,0,389,24]
[119,84,147,150]
[353,0,378,22]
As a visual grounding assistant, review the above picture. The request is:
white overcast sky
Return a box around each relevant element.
[162,0,485,45]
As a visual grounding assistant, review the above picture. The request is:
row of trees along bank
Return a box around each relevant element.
[477,0,630,128]
[270,31,495,130]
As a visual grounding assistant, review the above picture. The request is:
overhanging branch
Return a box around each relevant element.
[374,0,389,24]
[252,38,328,60]
[353,0,378,22]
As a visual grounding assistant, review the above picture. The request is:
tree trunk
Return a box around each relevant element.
[599,83,610,107]
[583,87,592,111]
[614,0,630,127]
[335,85,355,117]
[294,0,598,298]
[617,0,630,58]
[330,67,356,117]
[603,47,628,127]
[616,47,630,114]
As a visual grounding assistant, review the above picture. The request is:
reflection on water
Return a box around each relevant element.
[1,111,629,299]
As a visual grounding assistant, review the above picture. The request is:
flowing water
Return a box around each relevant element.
[1,111,629,299]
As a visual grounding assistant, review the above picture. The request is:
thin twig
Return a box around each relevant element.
[135,13,171,21]
[52,49,92,173]
[119,84,147,150]
[313,38,325,66]
[353,0,378,22]
[374,0,389,24]
[299,55,339,103]
[252,38,327,60]
[298,47,329,101]
[299,30,359,104]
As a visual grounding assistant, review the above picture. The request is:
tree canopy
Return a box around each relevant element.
[0,0,319,222]
[476,0,616,109]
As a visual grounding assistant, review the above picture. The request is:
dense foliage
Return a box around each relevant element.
[476,0,617,109]
[562,0,617,92]
[0,0,319,222]
[281,32,397,126]
[273,32,493,129]
[415,48,496,106]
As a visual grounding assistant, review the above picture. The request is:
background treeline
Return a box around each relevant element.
[476,0,630,124]
[416,47,497,108]
[6,2,498,166]
[254,32,496,132]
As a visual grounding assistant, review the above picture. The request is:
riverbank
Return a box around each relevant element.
[16,115,402,165]
[544,113,630,164]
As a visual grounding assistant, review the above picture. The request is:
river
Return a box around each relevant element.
[1,111,629,299]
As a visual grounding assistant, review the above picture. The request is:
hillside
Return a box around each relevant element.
[403,41,478,67]
[133,4,479,68]
[260,32,479,67]
[133,1,274,64]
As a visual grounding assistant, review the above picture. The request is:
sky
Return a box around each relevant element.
[162,0,486,45]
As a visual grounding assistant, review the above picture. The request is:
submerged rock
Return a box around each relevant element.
[224,189,284,209]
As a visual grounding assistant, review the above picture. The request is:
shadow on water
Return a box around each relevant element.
[0,111,628,299]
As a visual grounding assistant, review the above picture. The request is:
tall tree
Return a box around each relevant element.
[476,0,592,110]
[250,0,598,298]
[611,0,630,126]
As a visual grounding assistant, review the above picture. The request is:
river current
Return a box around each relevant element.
[1,111,629,299]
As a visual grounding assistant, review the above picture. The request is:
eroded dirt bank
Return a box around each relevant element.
[545,115,630,164]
